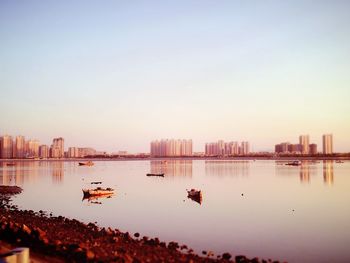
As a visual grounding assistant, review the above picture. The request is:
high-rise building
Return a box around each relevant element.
[50,137,64,158]
[14,135,25,158]
[78,148,96,157]
[0,135,13,159]
[68,147,80,158]
[289,144,302,153]
[39,145,49,158]
[309,144,318,155]
[278,142,290,153]
[322,134,333,154]
[241,141,250,155]
[299,135,310,154]
[205,140,249,156]
[26,139,40,158]
[150,139,192,157]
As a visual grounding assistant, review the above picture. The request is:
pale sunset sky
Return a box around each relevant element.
[1,1,349,153]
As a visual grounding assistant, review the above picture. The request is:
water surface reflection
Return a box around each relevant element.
[205,160,249,176]
[323,160,334,185]
[0,161,64,185]
[1,160,349,263]
[150,160,192,177]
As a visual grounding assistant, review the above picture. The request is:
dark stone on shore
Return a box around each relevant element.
[134,232,140,238]
[168,241,179,250]
[236,255,248,262]
[222,252,232,260]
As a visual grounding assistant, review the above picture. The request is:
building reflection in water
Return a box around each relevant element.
[0,161,64,186]
[51,162,64,184]
[150,160,192,177]
[275,160,318,183]
[205,161,249,177]
[323,160,334,185]
[299,161,311,183]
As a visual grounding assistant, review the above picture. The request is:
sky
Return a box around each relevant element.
[0,0,349,153]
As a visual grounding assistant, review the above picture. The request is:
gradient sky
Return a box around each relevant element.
[1,1,349,153]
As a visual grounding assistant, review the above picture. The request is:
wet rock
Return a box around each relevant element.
[180,245,188,250]
[202,250,207,255]
[207,251,214,257]
[134,232,140,238]
[168,241,179,250]
[159,242,166,248]
[222,252,232,260]
[22,224,31,235]
[235,255,247,262]
[86,249,95,260]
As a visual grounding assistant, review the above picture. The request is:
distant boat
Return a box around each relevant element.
[82,187,114,198]
[187,189,202,204]
[79,161,94,166]
[285,161,301,166]
[146,173,164,177]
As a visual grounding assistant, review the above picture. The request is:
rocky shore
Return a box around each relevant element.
[0,186,281,263]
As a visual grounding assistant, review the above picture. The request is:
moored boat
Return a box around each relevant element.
[146,173,164,177]
[285,161,301,166]
[79,161,94,166]
[187,189,202,204]
[82,187,114,198]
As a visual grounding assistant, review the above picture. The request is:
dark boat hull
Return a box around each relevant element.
[146,173,164,177]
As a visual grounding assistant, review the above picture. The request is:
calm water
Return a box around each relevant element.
[1,160,350,263]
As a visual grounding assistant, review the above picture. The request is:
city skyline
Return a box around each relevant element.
[1,1,350,153]
[0,132,344,157]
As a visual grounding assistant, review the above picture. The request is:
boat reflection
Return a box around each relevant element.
[150,160,192,177]
[82,193,113,205]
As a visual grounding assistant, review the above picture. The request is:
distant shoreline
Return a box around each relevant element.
[0,156,349,162]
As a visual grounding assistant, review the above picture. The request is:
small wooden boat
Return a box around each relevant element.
[79,161,94,166]
[187,189,202,204]
[91,181,102,184]
[82,187,114,198]
[146,173,164,177]
[285,161,301,166]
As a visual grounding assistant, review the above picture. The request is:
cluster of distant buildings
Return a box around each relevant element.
[150,139,193,157]
[0,135,97,159]
[205,141,249,156]
[150,139,250,157]
[0,133,338,159]
[275,134,333,155]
